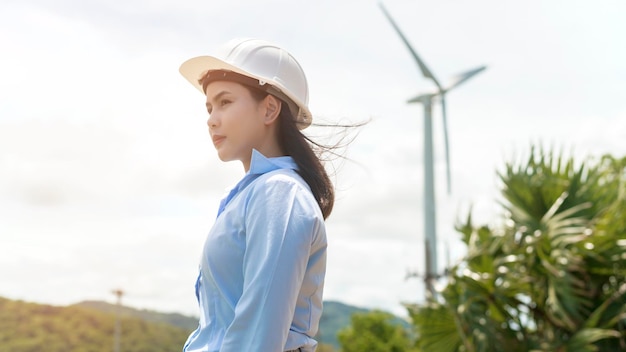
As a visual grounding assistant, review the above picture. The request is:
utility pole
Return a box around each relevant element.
[112,289,124,352]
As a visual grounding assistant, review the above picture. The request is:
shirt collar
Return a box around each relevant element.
[216,150,298,218]
[248,149,298,175]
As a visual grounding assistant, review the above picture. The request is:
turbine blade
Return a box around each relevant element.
[379,2,443,90]
[444,66,486,92]
[440,95,452,194]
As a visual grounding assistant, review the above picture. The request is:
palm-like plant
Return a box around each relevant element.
[409,148,626,351]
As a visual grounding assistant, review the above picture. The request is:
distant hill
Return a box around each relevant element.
[74,300,198,332]
[0,296,405,351]
[0,296,190,352]
[76,299,373,350]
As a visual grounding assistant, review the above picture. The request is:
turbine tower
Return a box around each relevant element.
[379,3,486,297]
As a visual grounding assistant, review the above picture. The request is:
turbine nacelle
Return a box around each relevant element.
[407,66,487,103]
[407,92,438,104]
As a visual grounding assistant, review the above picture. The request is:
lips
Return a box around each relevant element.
[212,134,225,146]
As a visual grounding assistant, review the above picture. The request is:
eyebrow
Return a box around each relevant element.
[205,91,231,108]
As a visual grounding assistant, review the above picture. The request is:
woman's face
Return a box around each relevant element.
[204,81,270,170]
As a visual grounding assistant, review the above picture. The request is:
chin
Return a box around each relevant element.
[215,150,234,163]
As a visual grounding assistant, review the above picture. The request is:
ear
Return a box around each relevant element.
[262,95,282,126]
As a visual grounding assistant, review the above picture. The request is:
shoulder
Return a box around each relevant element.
[254,168,310,193]
[247,169,322,217]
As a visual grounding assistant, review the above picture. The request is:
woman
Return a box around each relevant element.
[179,38,332,352]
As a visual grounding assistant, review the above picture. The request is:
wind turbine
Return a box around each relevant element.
[379,3,486,297]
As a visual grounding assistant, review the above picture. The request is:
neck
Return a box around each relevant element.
[242,123,284,172]
[242,144,285,172]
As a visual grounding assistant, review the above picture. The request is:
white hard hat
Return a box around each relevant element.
[179,38,312,129]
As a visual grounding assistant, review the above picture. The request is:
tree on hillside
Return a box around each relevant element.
[316,343,337,352]
[409,148,626,351]
[337,310,418,352]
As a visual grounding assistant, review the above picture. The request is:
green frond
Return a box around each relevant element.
[410,148,626,351]
[561,328,621,352]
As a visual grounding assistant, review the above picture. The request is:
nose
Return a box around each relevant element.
[207,113,217,129]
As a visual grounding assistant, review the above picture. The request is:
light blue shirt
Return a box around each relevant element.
[183,150,327,352]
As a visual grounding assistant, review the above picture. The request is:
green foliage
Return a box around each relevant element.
[0,297,191,352]
[411,149,626,351]
[408,302,463,352]
[338,310,417,352]
[318,301,370,349]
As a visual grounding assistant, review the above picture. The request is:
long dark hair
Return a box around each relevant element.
[276,102,334,219]
[249,88,334,219]
[200,73,336,219]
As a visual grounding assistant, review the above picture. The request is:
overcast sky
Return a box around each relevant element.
[1,0,625,318]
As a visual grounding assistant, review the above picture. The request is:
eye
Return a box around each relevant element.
[220,99,231,107]
[206,105,213,114]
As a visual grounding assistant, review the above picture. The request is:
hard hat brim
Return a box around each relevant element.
[179,55,312,129]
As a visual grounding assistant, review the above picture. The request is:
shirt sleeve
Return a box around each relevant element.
[219,172,322,352]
